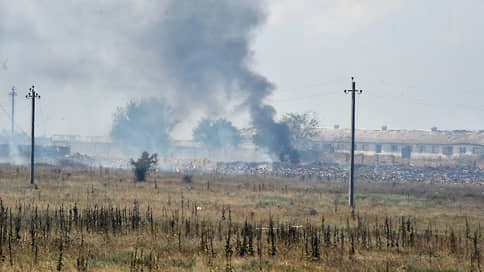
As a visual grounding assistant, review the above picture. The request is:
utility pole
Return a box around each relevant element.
[26,85,40,185]
[344,77,363,209]
[8,86,16,138]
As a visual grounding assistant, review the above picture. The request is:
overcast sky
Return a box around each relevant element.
[0,0,483,138]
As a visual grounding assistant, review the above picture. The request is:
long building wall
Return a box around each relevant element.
[309,141,484,157]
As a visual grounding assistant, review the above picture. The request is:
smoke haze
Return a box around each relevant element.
[1,0,483,143]
[0,0,299,160]
[110,98,178,155]
[142,0,298,161]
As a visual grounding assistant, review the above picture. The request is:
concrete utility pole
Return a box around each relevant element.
[344,77,363,209]
[26,85,40,185]
[8,86,16,137]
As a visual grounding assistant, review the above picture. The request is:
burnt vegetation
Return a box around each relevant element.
[0,193,480,271]
[0,166,481,271]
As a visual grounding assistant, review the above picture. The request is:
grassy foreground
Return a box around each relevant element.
[0,165,482,271]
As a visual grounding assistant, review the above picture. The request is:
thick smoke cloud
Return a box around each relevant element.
[0,0,299,162]
[144,0,299,162]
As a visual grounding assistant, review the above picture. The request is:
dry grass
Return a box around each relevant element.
[0,165,481,271]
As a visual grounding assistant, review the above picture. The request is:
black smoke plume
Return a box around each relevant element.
[145,0,299,162]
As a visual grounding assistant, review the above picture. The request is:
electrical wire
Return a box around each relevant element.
[0,101,28,134]
[0,103,11,122]
[268,75,348,103]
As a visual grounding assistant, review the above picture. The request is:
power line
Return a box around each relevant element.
[37,97,47,136]
[370,93,484,112]
[269,92,339,103]
[0,101,28,134]
[267,76,349,103]
[0,103,11,122]
[367,79,484,111]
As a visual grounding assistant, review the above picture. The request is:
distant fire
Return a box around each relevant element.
[175,167,181,173]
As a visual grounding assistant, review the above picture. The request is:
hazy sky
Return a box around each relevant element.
[0,0,483,138]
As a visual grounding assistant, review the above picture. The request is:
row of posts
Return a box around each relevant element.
[10,79,362,207]
[9,85,40,185]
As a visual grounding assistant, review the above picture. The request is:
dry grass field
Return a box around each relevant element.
[0,165,482,271]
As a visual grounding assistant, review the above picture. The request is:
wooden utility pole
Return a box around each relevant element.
[26,85,40,185]
[344,77,363,209]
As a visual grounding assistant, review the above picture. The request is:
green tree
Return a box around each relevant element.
[110,98,178,155]
[280,112,320,145]
[193,118,241,148]
[130,152,158,182]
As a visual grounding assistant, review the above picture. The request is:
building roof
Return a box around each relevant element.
[313,128,484,146]
[51,135,111,143]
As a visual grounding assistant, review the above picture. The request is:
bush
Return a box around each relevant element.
[182,175,193,184]
[130,152,158,182]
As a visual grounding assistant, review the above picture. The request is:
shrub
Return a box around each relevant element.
[182,175,193,184]
[130,152,158,182]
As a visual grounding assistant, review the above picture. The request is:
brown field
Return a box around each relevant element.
[0,165,482,271]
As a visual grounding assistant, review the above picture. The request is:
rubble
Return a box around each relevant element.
[188,161,484,184]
